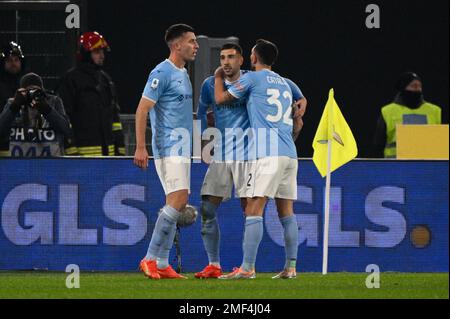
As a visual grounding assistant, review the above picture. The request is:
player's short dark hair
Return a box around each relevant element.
[220,43,243,55]
[165,24,195,46]
[253,39,278,66]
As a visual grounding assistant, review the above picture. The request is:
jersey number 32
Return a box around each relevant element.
[266,89,293,125]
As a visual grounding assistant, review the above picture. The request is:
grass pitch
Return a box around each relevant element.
[0,272,447,299]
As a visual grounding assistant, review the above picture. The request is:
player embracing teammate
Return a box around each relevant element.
[212,39,306,279]
[134,24,306,280]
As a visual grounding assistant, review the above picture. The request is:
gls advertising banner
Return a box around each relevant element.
[0,159,448,272]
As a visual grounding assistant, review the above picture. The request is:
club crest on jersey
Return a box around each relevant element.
[234,82,244,92]
[151,78,159,89]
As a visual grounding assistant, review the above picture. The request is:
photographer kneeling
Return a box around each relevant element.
[0,73,73,157]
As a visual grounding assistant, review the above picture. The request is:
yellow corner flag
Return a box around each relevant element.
[312,89,358,177]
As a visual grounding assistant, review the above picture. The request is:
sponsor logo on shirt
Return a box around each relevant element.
[177,94,193,101]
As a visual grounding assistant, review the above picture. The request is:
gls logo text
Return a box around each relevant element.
[1,184,406,247]
[266,186,406,248]
[1,184,147,245]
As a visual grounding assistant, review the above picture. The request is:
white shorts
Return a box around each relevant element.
[246,156,298,200]
[200,161,254,201]
[154,156,191,195]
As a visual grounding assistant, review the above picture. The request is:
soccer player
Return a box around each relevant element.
[197,42,305,279]
[134,24,199,280]
[194,43,250,279]
[214,39,303,279]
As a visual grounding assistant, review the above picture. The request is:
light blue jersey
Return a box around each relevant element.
[198,71,303,161]
[285,78,304,102]
[228,69,300,159]
[197,71,250,161]
[142,59,193,159]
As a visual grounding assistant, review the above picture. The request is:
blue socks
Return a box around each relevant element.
[280,215,298,269]
[146,206,297,272]
[145,205,180,268]
[241,216,264,272]
[156,220,178,269]
[200,200,220,265]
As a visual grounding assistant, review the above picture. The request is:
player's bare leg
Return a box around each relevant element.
[272,198,298,279]
[166,189,189,212]
[240,198,248,212]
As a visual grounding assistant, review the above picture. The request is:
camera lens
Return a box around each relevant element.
[26,88,45,103]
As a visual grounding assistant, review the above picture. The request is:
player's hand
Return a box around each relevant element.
[292,116,304,141]
[296,116,304,129]
[134,147,149,170]
[293,98,307,118]
[214,66,225,79]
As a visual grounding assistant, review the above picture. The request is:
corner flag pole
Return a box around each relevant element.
[322,91,334,275]
[322,141,332,275]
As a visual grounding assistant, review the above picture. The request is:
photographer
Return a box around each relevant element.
[0,73,73,157]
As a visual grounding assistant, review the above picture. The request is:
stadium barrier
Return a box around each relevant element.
[0,158,448,272]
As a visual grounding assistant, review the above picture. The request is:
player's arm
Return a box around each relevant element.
[134,97,155,169]
[216,67,252,106]
[214,67,235,104]
[294,97,307,118]
[134,71,167,169]
[196,80,214,156]
[292,96,307,140]
[285,78,307,118]
[285,78,307,141]
[197,79,212,134]
[291,102,304,141]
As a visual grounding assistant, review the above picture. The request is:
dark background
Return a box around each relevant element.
[86,0,449,157]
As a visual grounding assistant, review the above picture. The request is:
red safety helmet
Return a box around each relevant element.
[79,31,110,52]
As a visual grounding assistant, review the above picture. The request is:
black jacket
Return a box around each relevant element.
[0,93,73,157]
[57,62,125,156]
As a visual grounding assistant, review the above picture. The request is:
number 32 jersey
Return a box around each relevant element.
[228,69,302,160]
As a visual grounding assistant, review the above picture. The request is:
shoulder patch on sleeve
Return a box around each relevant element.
[151,78,160,89]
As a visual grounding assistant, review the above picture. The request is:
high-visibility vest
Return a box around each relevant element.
[382,102,441,158]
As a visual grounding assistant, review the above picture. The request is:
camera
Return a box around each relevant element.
[25,88,46,104]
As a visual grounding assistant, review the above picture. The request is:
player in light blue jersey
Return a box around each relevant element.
[194,43,250,278]
[134,24,199,280]
[196,43,307,279]
[214,39,305,279]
